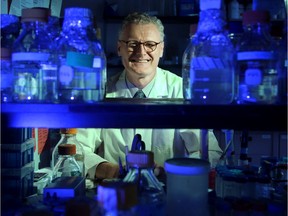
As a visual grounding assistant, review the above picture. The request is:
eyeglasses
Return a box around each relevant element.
[119,40,162,53]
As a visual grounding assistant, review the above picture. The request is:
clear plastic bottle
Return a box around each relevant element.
[97,181,138,216]
[236,10,278,104]
[182,0,235,104]
[1,47,13,103]
[57,7,106,103]
[51,128,85,177]
[52,144,82,180]
[123,150,165,216]
[11,8,58,103]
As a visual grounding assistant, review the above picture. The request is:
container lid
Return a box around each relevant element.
[1,47,11,60]
[165,158,210,175]
[242,10,270,25]
[58,144,76,155]
[21,7,50,23]
[97,181,138,210]
[60,128,77,134]
[127,150,154,168]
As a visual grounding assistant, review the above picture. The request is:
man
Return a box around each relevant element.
[77,12,222,180]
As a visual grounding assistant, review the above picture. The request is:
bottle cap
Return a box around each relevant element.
[21,7,51,23]
[58,144,76,155]
[127,150,154,168]
[1,47,11,60]
[165,158,210,175]
[60,128,77,134]
[97,181,138,210]
[242,10,270,25]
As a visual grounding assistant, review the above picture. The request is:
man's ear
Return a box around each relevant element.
[160,42,164,58]
[117,41,121,56]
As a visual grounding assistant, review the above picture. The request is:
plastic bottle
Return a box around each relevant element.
[11,8,58,103]
[165,158,210,216]
[52,144,82,180]
[123,150,165,216]
[51,128,85,177]
[235,10,278,104]
[182,0,235,104]
[1,48,13,103]
[57,7,106,103]
[97,181,138,216]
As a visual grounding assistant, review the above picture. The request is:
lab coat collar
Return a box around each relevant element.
[108,67,169,98]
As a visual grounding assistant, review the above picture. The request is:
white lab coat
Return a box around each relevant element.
[77,68,223,179]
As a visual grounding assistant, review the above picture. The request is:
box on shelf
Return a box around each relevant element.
[0,128,32,144]
[1,138,35,168]
[1,161,35,200]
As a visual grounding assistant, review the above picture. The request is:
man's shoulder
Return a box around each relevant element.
[158,67,180,76]
[157,67,182,83]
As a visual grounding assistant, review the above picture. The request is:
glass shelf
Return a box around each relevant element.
[1,99,286,131]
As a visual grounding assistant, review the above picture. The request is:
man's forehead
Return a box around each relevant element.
[122,23,161,38]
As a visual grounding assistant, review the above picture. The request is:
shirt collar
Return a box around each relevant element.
[124,70,156,98]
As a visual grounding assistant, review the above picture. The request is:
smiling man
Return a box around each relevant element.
[105,12,182,98]
[76,12,223,181]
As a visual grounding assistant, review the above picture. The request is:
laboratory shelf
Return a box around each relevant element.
[1,99,287,131]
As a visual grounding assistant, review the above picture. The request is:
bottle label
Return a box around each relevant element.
[93,57,101,68]
[12,52,50,61]
[237,51,273,61]
[200,0,221,10]
[192,56,226,70]
[59,65,74,85]
[66,51,94,68]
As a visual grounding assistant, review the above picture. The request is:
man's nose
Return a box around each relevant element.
[134,43,147,54]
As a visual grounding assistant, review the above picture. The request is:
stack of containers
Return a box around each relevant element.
[1,137,35,208]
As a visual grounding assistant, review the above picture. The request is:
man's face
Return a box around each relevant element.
[117,23,164,78]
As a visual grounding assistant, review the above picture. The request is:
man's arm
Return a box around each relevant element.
[77,128,119,179]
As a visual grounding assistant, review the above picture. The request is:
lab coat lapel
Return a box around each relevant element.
[149,68,169,98]
[106,71,131,98]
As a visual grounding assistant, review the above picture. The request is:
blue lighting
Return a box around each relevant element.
[202,95,207,99]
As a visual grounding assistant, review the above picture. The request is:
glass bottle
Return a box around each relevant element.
[52,144,82,180]
[97,181,138,216]
[57,7,106,103]
[182,23,197,100]
[236,10,278,104]
[11,7,58,103]
[123,150,165,216]
[182,0,235,104]
[1,47,13,103]
[51,128,85,177]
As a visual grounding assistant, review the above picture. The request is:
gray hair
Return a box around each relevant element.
[119,12,165,40]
